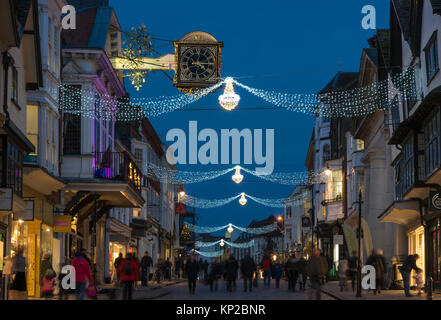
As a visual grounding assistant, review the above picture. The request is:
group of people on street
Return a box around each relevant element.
[337,249,423,298]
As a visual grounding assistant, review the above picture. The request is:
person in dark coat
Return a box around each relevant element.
[241,255,256,292]
[272,263,283,289]
[347,250,359,292]
[366,249,385,295]
[225,255,239,292]
[307,248,327,300]
[285,254,299,291]
[186,254,199,295]
[399,254,421,297]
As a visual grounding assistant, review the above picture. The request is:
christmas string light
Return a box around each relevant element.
[184,222,276,235]
[195,239,255,249]
[179,192,303,209]
[56,68,416,121]
[232,68,417,118]
[194,250,224,258]
[218,77,240,111]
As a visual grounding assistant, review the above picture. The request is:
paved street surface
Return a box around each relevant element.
[321,281,441,300]
[155,279,334,300]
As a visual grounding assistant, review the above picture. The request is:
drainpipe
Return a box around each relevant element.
[2,52,13,121]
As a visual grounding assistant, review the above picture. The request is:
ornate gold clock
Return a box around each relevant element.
[173,31,223,94]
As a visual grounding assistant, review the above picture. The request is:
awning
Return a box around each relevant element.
[342,224,357,255]
[378,199,421,226]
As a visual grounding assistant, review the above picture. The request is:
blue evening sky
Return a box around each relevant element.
[110,0,389,237]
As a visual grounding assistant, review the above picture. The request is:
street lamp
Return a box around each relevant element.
[324,165,332,177]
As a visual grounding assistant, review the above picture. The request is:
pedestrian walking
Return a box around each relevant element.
[225,255,239,293]
[113,253,123,282]
[272,263,282,289]
[9,247,27,300]
[366,249,385,295]
[41,269,56,299]
[241,254,256,292]
[140,251,153,286]
[347,250,359,292]
[376,248,388,290]
[338,258,348,292]
[40,252,54,297]
[307,248,327,300]
[118,253,139,300]
[155,259,163,283]
[164,258,172,281]
[297,254,307,291]
[399,254,421,297]
[285,254,299,291]
[203,260,209,283]
[261,255,272,288]
[186,254,199,295]
[72,250,93,300]
[175,259,182,279]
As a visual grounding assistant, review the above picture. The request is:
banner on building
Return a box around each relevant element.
[176,202,186,214]
[54,215,72,232]
[0,188,12,211]
[13,200,34,221]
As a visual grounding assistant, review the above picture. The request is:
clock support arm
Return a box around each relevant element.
[110,53,176,72]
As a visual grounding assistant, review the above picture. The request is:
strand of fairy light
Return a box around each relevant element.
[55,67,416,121]
[185,222,277,235]
[195,239,255,249]
[145,163,325,185]
[179,192,309,209]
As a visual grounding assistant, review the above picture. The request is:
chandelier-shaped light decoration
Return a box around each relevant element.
[239,193,247,206]
[218,77,240,111]
[220,239,225,247]
[227,223,234,233]
[232,166,244,184]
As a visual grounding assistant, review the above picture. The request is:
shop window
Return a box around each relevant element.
[424,108,441,177]
[286,206,292,219]
[62,85,81,155]
[6,141,23,196]
[425,31,439,84]
[26,105,38,155]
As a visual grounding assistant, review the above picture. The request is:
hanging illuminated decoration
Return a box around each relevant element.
[57,67,417,121]
[194,250,224,258]
[239,193,247,206]
[195,239,255,249]
[185,222,276,235]
[218,77,240,111]
[231,166,244,184]
[180,192,297,209]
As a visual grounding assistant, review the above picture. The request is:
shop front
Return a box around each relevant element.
[0,221,7,300]
[107,218,131,281]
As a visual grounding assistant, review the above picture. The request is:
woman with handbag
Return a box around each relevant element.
[9,247,27,300]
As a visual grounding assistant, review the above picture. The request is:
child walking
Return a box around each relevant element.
[42,269,56,299]
[414,269,424,296]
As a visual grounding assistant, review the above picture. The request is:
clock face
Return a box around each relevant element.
[179,47,217,82]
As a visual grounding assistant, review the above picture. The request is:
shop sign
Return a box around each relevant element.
[429,191,441,213]
[0,188,12,211]
[333,234,344,245]
[13,200,34,221]
[54,215,72,232]
[301,216,310,228]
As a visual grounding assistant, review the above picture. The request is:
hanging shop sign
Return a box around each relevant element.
[333,234,344,245]
[176,202,186,214]
[429,190,441,213]
[13,200,34,221]
[54,215,72,233]
[302,216,311,228]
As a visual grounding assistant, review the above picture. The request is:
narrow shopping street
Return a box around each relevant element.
[154,279,334,300]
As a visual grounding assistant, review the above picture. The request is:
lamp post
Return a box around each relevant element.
[356,189,363,298]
